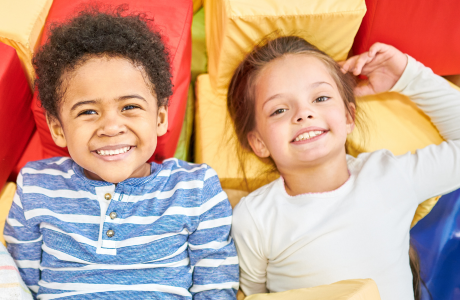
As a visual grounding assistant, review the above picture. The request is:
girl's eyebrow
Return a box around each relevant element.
[263,81,333,108]
[70,95,147,112]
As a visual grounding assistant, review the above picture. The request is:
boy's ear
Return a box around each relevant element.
[156,105,168,136]
[247,130,270,158]
[46,114,67,148]
[346,103,356,134]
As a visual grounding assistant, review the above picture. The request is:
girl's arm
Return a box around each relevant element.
[231,198,269,295]
[389,56,460,201]
[342,43,460,201]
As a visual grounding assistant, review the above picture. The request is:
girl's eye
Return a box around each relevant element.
[314,96,330,103]
[78,110,97,116]
[122,105,139,112]
[270,108,287,116]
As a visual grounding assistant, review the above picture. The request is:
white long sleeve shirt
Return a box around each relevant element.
[231,56,460,300]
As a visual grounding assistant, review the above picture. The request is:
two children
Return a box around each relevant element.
[4,9,238,299]
[5,5,460,300]
[228,36,460,300]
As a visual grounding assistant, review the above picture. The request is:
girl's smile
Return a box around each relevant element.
[248,54,355,174]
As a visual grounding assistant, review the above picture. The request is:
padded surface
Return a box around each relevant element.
[411,188,460,300]
[244,279,380,300]
[0,182,16,246]
[195,74,459,223]
[31,0,192,163]
[0,0,53,89]
[352,0,460,76]
[195,74,278,191]
[205,0,366,95]
[0,42,35,191]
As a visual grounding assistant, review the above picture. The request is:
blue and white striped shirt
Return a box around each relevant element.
[4,157,239,299]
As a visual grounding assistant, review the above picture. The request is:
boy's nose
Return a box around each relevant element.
[97,114,127,136]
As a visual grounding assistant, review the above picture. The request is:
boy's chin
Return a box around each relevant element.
[83,168,132,183]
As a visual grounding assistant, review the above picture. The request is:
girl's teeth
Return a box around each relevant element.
[295,131,324,142]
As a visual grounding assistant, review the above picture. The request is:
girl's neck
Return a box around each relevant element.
[279,152,350,196]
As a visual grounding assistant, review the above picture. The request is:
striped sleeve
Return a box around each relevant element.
[188,167,239,299]
[4,171,42,298]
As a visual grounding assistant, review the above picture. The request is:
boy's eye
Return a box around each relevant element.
[314,96,330,103]
[270,108,287,116]
[122,105,139,111]
[78,110,97,116]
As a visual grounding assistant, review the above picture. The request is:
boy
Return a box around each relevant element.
[4,8,238,299]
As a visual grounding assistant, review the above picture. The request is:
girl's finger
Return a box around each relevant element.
[368,42,389,57]
[339,56,358,73]
[352,52,374,76]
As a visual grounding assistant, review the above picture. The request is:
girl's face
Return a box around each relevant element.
[47,57,168,183]
[248,54,354,172]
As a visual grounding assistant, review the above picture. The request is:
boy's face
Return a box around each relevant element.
[47,57,168,183]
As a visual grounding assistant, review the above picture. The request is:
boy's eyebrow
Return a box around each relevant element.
[263,81,333,107]
[70,100,97,112]
[117,94,147,102]
[70,95,147,112]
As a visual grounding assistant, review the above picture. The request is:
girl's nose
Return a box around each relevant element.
[296,115,313,122]
[97,114,127,137]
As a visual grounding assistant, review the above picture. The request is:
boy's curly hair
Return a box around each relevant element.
[33,6,173,120]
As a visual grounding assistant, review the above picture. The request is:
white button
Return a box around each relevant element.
[109,212,117,219]
[106,230,115,238]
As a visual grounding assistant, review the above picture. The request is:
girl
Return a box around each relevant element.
[228,36,460,300]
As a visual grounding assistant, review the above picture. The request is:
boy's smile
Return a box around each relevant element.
[47,56,168,183]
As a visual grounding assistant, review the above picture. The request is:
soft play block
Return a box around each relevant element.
[195,74,459,223]
[31,0,192,162]
[204,0,366,95]
[0,182,16,246]
[352,0,460,76]
[244,279,380,300]
[0,0,53,89]
[0,43,35,191]
[195,74,277,191]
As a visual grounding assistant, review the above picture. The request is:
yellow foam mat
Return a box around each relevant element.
[204,0,366,95]
[0,0,53,89]
[195,74,460,225]
[0,182,16,246]
[243,279,380,300]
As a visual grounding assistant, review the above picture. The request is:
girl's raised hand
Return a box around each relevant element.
[339,43,408,97]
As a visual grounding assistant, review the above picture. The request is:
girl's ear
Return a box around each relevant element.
[46,114,67,148]
[247,130,270,158]
[346,103,356,134]
[156,105,168,136]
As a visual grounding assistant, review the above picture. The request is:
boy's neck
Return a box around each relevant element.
[279,152,350,196]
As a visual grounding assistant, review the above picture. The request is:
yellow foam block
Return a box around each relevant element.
[195,74,459,223]
[244,279,380,300]
[0,0,53,89]
[204,0,366,95]
[0,182,16,246]
[195,74,278,191]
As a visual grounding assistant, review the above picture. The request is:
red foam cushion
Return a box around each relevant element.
[352,0,460,76]
[0,42,35,191]
[31,0,192,162]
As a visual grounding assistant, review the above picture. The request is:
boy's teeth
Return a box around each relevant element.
[97,146,131,156]
[295,131,324,142]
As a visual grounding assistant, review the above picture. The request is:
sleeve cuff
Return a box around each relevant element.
[390,55,418,93]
